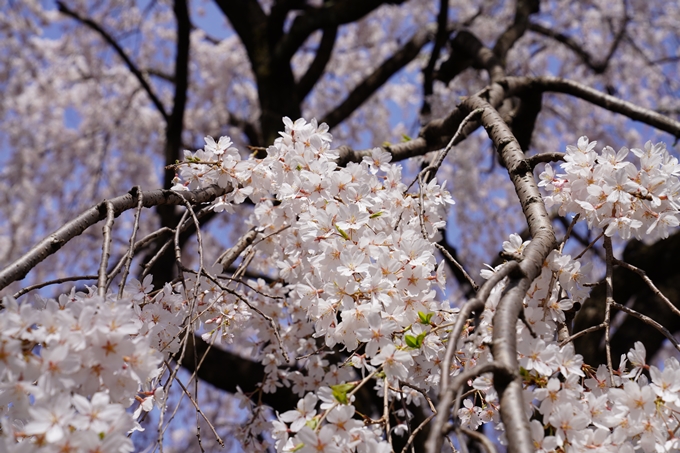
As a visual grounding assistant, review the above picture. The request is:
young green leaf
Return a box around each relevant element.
[330,383,356,404]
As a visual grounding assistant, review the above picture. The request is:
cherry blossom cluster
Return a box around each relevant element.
[170,120,680,452]
[458,234,680,452]
[8,118,680,452]
[540,137,680,240]
[172,117,458,451]
[0,277,187,452]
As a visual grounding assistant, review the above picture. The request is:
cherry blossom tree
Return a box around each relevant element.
[1,0,680,452]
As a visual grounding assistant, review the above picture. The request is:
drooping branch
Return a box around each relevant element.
[0,185,230,291]
[574,232,680,367]
[461,96,557,453]
[426,261,519,453]
[504,76,680,138]
[337,74,680,168]
[56,1,169,122]
[321,27,432,129]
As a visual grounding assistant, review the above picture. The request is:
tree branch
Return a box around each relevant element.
[528,11,628,75]
[493,0,540,63]
[162,0,191,192]
[275,0,395,62]
[420,0,451,118]
[296,26,338,101]
[321,27,432,129]
[504,76,680,138]
[437,30,505,84]
[0,185,230,291]
[213,0,267,64]
[56,1,169,122]
[177,334,300,413]
[460,97,557,453]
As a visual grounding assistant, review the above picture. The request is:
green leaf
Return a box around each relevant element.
[404,334,419,348]
[417,311,433,324]
[305,418,319,430]
[335,224,350,240]
[369,211,383,218]
[331,383,356,404]
[406,331,428,348]
[401,134,412,142]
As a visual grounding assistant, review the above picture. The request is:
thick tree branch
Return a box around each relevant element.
[529,11,628,75]
[420,0,451,118]
[268,0,306,47]
[321,27,432,129]
[296,26,338,101]
[504,76,680,138]
[227,114,262,147]
[493,0,540,63]
[275,0,395,62]
[56,1,169,122]
[437,30,505,84]
[178,334,299,412]
[213,0,267,64]
[426,262,519,453]
[0,185,230,291]
[339,74,680,173]
[461,97,557,453]
[163,0,191,191]
[338,80,514,166]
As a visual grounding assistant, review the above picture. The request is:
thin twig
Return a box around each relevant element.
[400,412,436,453]
[166,362,225,447]
[611,302,680,352]
[142,235,177,278]
[117,187,144,298]
[173,210,191,291]
[202,272,291,363]
[603,236,615,386]
[98,202,115,297]
[108,227,174,280]
[216,228,258,272]
[384,376,392,448]
[13,275,98,299]
[422,108,486,184]
[559,214,580,253]
[613,258,680,318]
[56,1,168,121]
[407,108,485,192]
[573,230,604,260]
[559,322,606,347]
[460,427,498,453]
[315,365,384,429]
[434,242,480,293]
